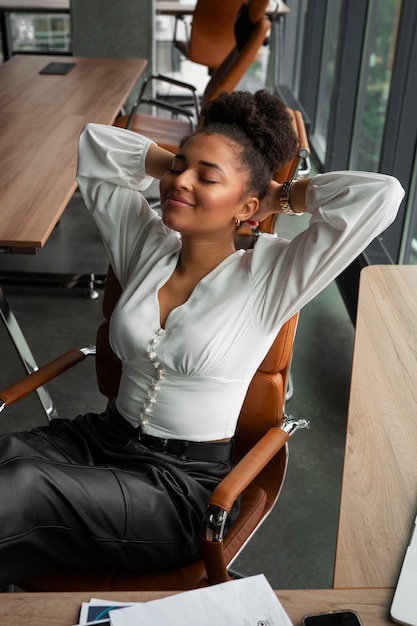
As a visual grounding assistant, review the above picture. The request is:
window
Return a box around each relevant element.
[349,0,402,171]
[312,0,342,164]
[9,13,71,54]
[279,0,416,320]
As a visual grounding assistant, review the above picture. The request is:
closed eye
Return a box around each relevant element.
[199,176,217,184]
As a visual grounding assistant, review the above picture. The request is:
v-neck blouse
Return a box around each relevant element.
[76,123,403,441]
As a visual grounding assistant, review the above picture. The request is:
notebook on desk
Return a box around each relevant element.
[391,514,417,625]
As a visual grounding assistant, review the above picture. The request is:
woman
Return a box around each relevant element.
[0,90,404,585]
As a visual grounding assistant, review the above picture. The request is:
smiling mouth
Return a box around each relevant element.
[166,194,194,207]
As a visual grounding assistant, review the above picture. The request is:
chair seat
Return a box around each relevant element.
[17,485,267,592]
[114,113,193,154]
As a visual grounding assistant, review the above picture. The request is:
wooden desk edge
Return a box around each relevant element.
[0,587,395,625]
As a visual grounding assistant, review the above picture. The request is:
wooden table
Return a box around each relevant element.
[334,264,417,589]
[156,1,289,16]
[0,54,146,250]
[0,588,395,625]
[0,54,146,416]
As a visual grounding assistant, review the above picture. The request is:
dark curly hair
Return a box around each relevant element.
[194,89,298,199]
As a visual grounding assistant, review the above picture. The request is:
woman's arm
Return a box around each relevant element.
[145,143,175,180]
[76,124,175,286]
[250,170,404,331]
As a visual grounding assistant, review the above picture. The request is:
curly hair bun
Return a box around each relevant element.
[201,89,298,172]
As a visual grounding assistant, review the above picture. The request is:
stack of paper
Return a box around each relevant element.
[76,574,293,626]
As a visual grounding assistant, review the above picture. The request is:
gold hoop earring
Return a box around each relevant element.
[234,218,241,227]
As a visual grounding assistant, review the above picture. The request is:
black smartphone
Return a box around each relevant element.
[302,610,363,626]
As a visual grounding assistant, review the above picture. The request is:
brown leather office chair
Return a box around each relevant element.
[173,0,245,72]
[0,220,307,592]
[114,0,272,153]
[0,277,305,593]
[0,95,310,591]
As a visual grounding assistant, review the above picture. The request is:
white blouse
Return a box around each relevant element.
[77,123,404,441]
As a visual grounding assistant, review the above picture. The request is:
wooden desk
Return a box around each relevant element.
[0,588,394,625]
[156,1,289,16]
[0,1,287,15]
[0,0,67,7]
[0,54,146,250]
[334,265,417,589]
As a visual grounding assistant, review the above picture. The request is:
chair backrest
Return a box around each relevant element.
[181,0,244,70]
[258,108,311,235]
[200,0,272,111]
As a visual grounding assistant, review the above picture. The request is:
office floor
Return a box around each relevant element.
[0,188,355,590]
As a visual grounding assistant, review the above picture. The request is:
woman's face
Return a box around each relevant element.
[159,133,257,236]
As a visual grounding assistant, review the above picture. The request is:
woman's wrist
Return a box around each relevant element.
[279,178,310,215]
[145,142,175,180]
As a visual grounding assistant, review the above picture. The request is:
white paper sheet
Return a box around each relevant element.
[108,574,293,626]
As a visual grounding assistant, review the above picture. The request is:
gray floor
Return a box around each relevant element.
[0,189,355,590]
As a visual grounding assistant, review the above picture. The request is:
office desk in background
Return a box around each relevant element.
[0,54,146,250]
[0,54,146,416]
[334,264,417,589]
[156,0,288,15]
[0,588,394,625]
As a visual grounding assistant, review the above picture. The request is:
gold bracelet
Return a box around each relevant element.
[279,179,303,216]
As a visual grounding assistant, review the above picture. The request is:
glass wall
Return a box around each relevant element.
[281,0,417,319]
[349,0,402,171]
[312,0,342,164]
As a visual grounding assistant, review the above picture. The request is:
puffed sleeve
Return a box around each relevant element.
[76,123,163,286]
[250,170,404,331]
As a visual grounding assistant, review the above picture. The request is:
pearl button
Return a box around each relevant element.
[140,330,167,428]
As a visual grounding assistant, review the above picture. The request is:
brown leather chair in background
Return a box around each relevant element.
[114,0,272,153]
[173,0,245,73]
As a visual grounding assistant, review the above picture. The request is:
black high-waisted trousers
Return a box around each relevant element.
[0,407,237,586]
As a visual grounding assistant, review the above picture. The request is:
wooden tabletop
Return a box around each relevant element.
[0,0,68,9]
[156,1,289,16]
[334,265,417,589]
[0,54,146,251]
[0,1,288,14]
[0,588,394,625]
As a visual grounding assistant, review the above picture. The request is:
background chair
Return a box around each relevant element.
[173,0,245,73]
[113,0,272,153]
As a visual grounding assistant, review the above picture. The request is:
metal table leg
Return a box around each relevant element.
[0,285,58,420]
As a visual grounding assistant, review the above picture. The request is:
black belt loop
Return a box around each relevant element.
[180,440,190,459]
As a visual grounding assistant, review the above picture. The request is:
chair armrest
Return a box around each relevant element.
[208,427,289,515]
[144,73,198,94]
[135,97,195,122]
[126,74,200,128]
[199,427,290,583]
[0,345,95,411]
[202,417,310,542]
